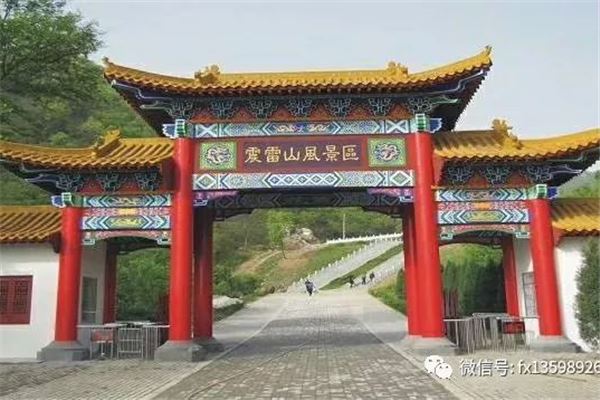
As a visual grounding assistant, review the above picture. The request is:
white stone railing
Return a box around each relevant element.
[349,252,404,289]
[287,238,401,293]
[325,232,403,245]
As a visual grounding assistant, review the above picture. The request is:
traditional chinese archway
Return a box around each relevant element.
[1,47,598,361]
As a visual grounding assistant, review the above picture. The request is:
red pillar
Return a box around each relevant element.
[168,138,195,341]
[411,131,444,337]
[528,198,562,335]
[103,243,118,324]
[194,208,214,339]
[402,207,420,335]
[54,206,83,342]
[502,238,520,317]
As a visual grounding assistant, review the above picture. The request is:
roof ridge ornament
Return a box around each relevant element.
[102,57,115,68]
[386,61,408,76]
[92,130,121,158]
[194,64,221,84]
[492,119,521,149]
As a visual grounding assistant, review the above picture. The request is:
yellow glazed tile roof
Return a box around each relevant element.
[0,124,597,169]
[435,121,600,161]
[0,131,173,169]
[0,205,61,243]
[103,47,492,94]
[552,198,600,236]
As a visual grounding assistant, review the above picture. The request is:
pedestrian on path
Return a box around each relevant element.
[305,279,315,296]
[361,275,367,285]
[348,275,355,288]
[369,272,375,282]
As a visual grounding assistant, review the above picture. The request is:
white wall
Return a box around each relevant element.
[555,238,591,352]
[0,244,59,359]
[0,241,107,360]
[514,236,595,352]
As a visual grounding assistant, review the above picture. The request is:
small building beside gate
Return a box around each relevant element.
[0,207,109,359]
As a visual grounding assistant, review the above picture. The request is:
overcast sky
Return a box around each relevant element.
[71,0,598,138]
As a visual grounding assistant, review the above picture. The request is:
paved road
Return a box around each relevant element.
[0,291,453,400]
[3,290,597,399]
[157,292,454,399]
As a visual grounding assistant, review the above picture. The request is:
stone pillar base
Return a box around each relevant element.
[406,337,457,356]
[194,336,224,352]
[38,341,89,361]
[530,336,580,353]
[154,340,207,362]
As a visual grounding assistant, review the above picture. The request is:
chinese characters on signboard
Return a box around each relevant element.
[241,140,363,171]
[198,136,406,173]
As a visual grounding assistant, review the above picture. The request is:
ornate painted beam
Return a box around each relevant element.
[439,224,530,241]
[81,207,170,230]
[434,185,557,202]
[163,117,443,138]
[52,193,172,208]
[51,190,415,210]
[192,170,414,190]
[199,190,414,209]
[442,163,581,186]
[437,201,529,225]
[82,230,171,246]
[435,188,529,202]
[26,169,162,193]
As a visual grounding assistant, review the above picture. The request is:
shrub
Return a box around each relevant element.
[442,244,504,316]
[576,239,600,350]
[214,267,260,299]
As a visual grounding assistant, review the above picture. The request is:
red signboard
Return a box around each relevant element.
[501,320,525,334]
[197,135,409,174]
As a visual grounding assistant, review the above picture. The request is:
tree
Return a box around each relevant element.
[442,244,504,316]
[576,239,600,350]
[117,248,169,320]
[266,211,294,258]
[0,0,101,141]
[561,171,600,198]
[0,1,155,205]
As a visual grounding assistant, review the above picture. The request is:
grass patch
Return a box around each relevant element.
[369,272,406,314]
[322,245,402,290]
[256,242,364,293]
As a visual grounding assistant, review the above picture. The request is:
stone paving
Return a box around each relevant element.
[0,362,90,397]
[0,295,285,400]
[435,351,600,400]
[156,293,453,399]
[353,291,600,400]
[0,360,204,400]
[1,290,598,399]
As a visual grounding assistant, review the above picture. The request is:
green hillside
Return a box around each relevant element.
[1,1,400,320]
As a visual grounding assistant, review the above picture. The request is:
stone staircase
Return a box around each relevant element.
[287,238,400,292]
